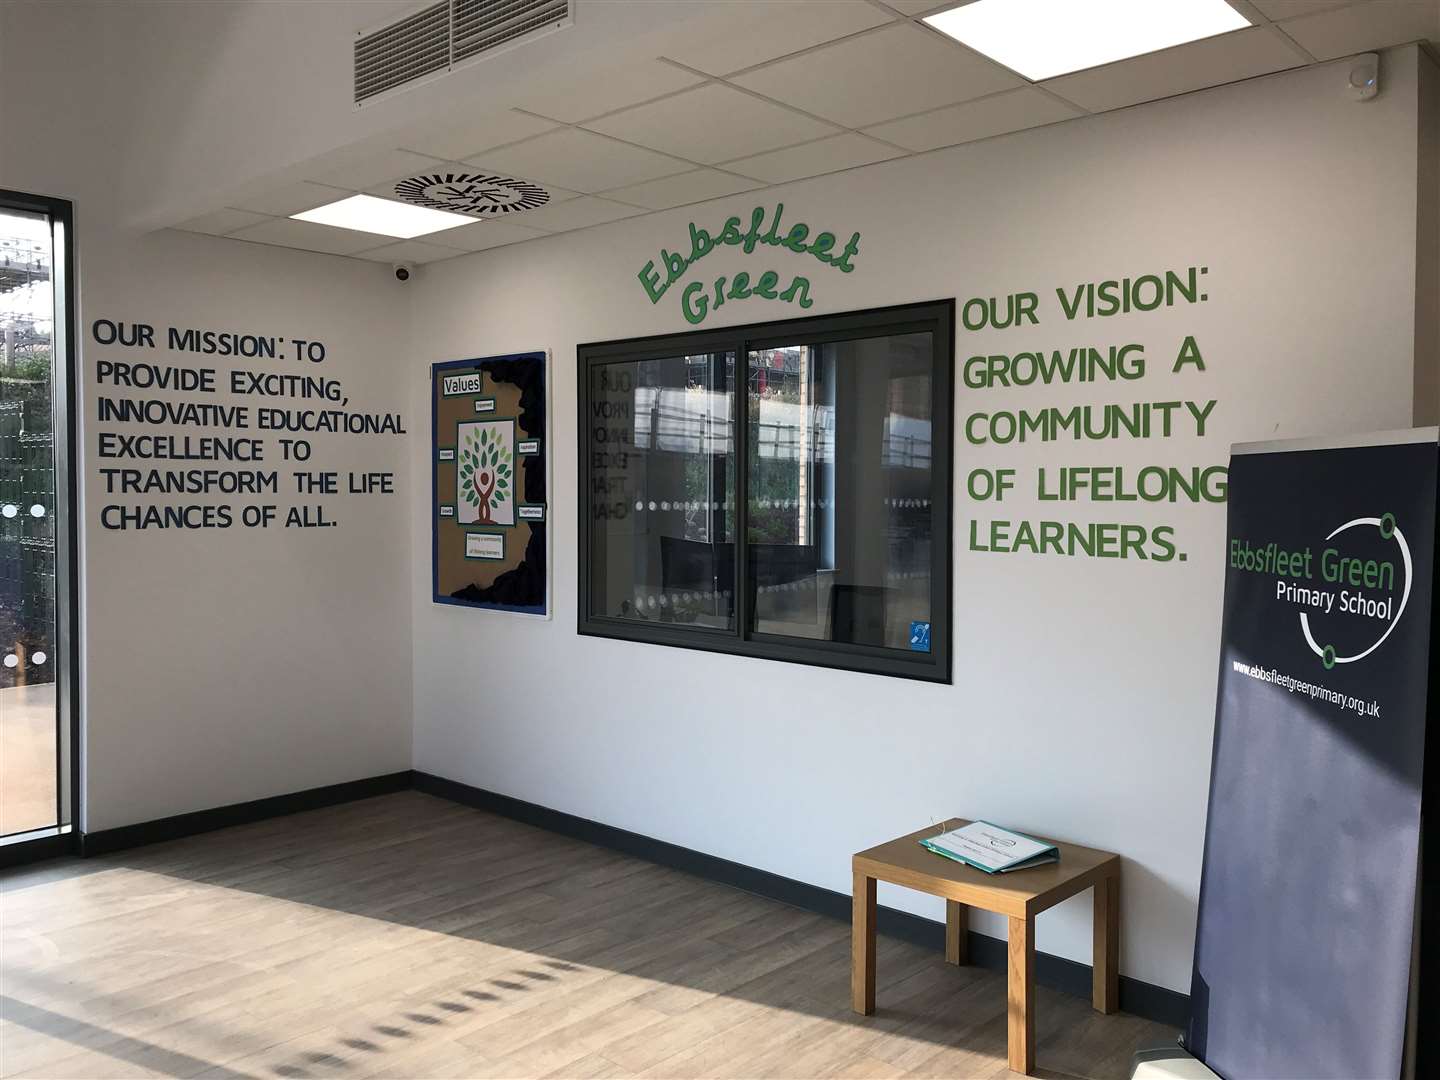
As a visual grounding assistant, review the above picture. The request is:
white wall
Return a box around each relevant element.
[78,229,414,831]
[1418,48,1440,423]
[1,0,417,832]
[409,51,1428,994]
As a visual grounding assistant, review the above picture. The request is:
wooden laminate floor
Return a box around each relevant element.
[0,792,1176,1079]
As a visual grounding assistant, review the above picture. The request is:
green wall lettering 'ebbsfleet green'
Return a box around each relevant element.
[636,203,860,325]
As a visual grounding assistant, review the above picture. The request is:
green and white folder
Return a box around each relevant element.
[920,821,1059,874]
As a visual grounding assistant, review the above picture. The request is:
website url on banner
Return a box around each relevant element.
[1232,661,1380,717]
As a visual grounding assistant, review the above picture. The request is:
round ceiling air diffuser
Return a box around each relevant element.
[392,172,550,218]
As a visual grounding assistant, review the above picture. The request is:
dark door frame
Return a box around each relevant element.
[0,188,81,867]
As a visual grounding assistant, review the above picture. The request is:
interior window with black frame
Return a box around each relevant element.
[579,301,952,682]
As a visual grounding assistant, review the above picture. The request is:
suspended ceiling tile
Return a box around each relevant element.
[662,1,893,76]
[1276,1,1439,59]
[514,58,705,124]
[467,128,691,193]
[584,84,838,165]
[731,23,1024,128]
[227,182,354,217]
[1251,1,1358,20]
[723,133,905,184]
[601,169,763,211]
[174,208,271,236]
[349,239,464,264]
[427,221,550,252]
[503,196,643,233]
[308,148,449,191]
[1041,27,1304,113]
[227,218,392,256]
[862,87,1081,152]
[400,110,561,161]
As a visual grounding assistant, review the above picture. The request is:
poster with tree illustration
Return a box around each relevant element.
[456,420,515,526]
[431,352,548,616]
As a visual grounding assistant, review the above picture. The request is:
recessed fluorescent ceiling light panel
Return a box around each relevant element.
[291,194,472,238]
[924,0,1251,81]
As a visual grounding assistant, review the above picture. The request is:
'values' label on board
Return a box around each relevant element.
[442,372,483,396]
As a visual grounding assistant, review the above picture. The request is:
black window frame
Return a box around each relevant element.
[577,299,953,683]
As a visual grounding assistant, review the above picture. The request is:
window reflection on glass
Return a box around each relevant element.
[1,208,58,836]
[747,333,933,650]
[588,352,735,629]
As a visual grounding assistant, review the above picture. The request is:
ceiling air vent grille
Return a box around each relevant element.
[354,0,571,105]
[354,2,450,104]
[455,0,568,62]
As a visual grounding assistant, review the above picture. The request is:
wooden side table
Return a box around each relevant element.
[851,820,1121,1076]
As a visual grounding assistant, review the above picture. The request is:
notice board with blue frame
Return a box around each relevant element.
[431,351,548,616]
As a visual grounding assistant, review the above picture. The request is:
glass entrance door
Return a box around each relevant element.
[0,191,75,847]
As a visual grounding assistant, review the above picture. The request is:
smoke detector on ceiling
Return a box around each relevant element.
[393,172,551,218]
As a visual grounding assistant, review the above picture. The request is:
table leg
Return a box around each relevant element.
[945,899,968,965]
[851,872,876,1015]
[1008,915,1035,1075]
[1093,871,1119,1014]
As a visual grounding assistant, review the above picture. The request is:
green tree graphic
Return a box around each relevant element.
[460,427,511,524]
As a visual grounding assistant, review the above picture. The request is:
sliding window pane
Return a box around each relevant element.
[747,333,934,650]
[587,352,735,628]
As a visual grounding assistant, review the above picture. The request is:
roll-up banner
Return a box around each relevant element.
[1187,429,1437,1079]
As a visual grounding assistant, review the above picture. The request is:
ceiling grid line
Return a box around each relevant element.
[1233,0,1325,65]
[530,69,724,129]
[649,52,916,153]
[700,18,902,81]
[1264,22,1322,64]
